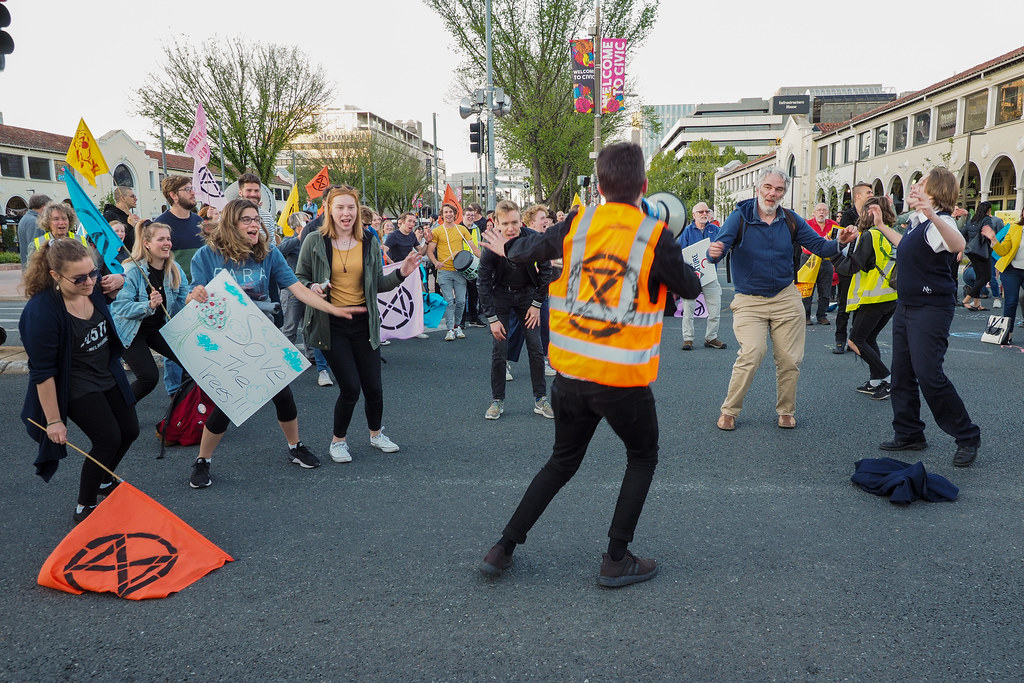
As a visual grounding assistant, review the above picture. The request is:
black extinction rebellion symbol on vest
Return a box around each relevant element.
[380,285,416,330]
[566,252,639,338]
[63,533,179,598]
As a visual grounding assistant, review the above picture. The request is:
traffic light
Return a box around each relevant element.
[469,121,486,155]
[0,2,12,72]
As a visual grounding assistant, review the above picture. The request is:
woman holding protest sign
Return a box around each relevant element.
[295,186,421,464]
[19,238,139,524]
[111,222,193,402]
[185,198,363,488]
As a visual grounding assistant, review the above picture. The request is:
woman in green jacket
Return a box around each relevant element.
[295,187,420,464]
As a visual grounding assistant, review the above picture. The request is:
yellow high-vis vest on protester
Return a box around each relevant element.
[548,204,668,387]
[33,231,90,251]
[846,228,897,312]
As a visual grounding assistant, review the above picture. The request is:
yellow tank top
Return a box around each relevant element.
[330,243,366,306]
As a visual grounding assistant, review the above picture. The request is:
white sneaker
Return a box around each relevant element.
[444,329,456,341]
[485,400,504,420]
[380,339,391,345]
[416,333,429,339]
[455,327,466,339]
[993,298,1002,309]
[544,358,556,377]
[534,396,554,419]
[370,432,400,453]
[318,370,333,387]
[505,362,513,382]
[329,440,351,463]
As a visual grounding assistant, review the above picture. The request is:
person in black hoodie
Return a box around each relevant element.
[477,200,552,420]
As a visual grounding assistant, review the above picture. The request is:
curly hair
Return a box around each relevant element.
[207,199,268,264]
[522,203,548,227]
[37,203,79,234]
[22,238,94,298]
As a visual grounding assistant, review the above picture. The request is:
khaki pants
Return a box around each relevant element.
[721,283,805,418]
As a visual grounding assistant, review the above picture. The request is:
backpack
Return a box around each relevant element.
[733,209,802,281]
[156,377,211,456]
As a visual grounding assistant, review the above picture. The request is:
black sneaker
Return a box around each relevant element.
[190,458,212,488]
[598,550,658,588]
[289,442,321,469]
[480,544,513,576]
[72,505,96,524]
[871,383,891,400]
[856,381,875,394]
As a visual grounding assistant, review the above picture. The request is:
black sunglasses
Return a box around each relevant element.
[61,268,101,286]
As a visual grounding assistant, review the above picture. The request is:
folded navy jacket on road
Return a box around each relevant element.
[851,458,959,505]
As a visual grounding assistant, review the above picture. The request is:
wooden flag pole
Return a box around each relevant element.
[27,418,123,483]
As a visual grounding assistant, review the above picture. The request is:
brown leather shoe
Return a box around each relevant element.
[777,415,796,429]
[681,341,693,351]
[704,339,727,349]
[717,414,735,431]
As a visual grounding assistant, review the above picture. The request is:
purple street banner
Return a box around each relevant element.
[570,39,595,113]
[600,38,628,114]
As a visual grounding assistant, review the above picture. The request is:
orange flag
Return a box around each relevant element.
[38,482,233,600]
[441,184,463,224]
[305,166,330,200]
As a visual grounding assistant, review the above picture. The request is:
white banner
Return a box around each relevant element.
[160,270,310,426]
[681,237,718,286]
[184,103,212,164]
[378,263,424,341]
[186,103,226,209]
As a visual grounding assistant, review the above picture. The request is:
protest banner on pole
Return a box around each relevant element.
[64,172,125,274]
[160,270,310,426]
[681,238,718,286]
[378,264,424,341]
[186,103,226,210]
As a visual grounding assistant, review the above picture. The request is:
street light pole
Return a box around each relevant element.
[485,0,496,210]
[591,1,602,205]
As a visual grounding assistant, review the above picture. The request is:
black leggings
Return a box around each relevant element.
[67,386,139,507]
[204,386,298,435]
[965,255,992,299]
[121,327,180,401]
[849,300,897,380]
[321,313,384,438]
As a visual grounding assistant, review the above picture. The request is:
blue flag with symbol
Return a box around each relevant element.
[64,172,125,274]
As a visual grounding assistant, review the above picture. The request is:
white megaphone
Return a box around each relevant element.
[642,192,688,239]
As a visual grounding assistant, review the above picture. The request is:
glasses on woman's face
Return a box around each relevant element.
[239,215,263,226]
[61,268,101,286]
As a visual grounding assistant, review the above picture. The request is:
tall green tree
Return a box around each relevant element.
[424,0,658,208]
[137,37,333,185]
[646,141,747,214]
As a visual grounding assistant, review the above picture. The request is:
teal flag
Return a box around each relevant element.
[64,172,124,274]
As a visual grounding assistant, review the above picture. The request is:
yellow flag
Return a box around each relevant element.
[570,193,583,210]
[277,184,300,236]
[65,119,110,187]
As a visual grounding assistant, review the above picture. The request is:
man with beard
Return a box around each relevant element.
[237,172,277,244]
[803,202,839,325]
[708,167,857,431]
[103,186,142,251]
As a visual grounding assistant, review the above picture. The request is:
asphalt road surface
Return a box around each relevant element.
[2,292,1023,681]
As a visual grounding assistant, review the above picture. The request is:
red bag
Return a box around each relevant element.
[156,378,211,451]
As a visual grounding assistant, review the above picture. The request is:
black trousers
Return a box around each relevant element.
[802,256,834,320]
[489,288,546,401]
[321,313,384,437]
[835,273,852,344]
[461,279,481,325]
[964,255,992,299]
[67,386,139,506]
[503,376,659,545]
[849,300,896,380]
[121,327,180,401]
[205,386,297,435]
[890,302,980,446]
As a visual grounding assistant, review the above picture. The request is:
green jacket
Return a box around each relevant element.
[295,230,403,351]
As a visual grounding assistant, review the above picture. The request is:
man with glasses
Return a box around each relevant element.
[103,186,142,251]
[708,167,857,431]
[678,201,726,351]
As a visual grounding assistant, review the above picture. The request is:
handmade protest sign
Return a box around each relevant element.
[160,270,310,426]
[681,237,717,286]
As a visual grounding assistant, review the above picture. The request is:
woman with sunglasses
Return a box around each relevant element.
[20,238,139,524]
[185,198,363,488]
[111,221,195,401]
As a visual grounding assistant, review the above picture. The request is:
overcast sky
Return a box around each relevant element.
[1,0,1021,177]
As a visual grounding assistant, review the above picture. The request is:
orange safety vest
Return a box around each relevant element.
[548,204,667,387]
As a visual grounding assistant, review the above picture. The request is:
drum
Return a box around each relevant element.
[452,250,479,280]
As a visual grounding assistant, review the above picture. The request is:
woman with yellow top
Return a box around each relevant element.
[983,207,1024,343]
[842,197,901,400]
[296,187,421,464]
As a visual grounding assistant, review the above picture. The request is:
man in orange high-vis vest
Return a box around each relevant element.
[477,143,702,588]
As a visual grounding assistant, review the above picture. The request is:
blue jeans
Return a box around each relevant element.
[438,269,467,330]
[163,359,183,396]
[999,265,1024,329]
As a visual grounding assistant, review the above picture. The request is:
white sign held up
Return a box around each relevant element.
[160,270,310,426]
[681,237,718,286]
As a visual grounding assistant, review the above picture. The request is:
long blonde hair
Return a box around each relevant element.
[129,221,182,289]
[320,187,363,242]
[207,199,268,264]
[22,238,94,298]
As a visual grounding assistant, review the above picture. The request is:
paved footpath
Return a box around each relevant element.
[2,289,1023,681]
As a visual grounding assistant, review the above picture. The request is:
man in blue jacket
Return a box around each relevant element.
[708,167,857,430]
[677,201,726,351]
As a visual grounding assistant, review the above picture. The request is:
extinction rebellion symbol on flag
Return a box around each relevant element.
[63,533,179,598]
[380,285,416,330]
